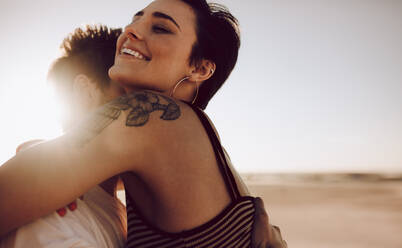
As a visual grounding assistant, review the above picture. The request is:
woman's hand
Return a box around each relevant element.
[252,197,288,248]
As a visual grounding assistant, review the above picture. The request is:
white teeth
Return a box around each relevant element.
[121,48,146,60]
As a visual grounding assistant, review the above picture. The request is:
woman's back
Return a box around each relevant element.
[122,102,256,247]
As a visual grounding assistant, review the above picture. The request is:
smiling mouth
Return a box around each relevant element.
[120,48,150,61]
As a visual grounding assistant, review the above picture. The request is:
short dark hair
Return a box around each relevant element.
[181,0,240,109]
[47,25,122,95]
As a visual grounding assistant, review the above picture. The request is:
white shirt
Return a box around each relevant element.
[1,186,126,248]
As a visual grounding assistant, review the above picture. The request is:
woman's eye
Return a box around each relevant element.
[152,25,171,34]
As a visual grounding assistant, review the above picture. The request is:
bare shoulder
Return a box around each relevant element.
[67,90,199,171]
[69,90,193,140]
[107,90,197,136]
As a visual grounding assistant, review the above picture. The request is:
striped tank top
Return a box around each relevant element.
[125,104,256,248]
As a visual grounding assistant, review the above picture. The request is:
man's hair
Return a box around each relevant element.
[180,0,240,109]
[47,25,122,95]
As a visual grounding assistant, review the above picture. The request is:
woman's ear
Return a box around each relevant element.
[189,59,216,84]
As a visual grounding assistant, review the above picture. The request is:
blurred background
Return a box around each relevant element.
[0,0,401,247]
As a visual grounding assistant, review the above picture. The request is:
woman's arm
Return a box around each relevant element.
[0,90,182,236]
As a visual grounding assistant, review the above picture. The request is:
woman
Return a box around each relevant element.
[0,0,286,247]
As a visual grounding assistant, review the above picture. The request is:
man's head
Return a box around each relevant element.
[48,25,123,131]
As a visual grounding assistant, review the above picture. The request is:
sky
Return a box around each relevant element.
[0,0,401,173]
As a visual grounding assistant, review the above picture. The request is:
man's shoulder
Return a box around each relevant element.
[1,199,102,248]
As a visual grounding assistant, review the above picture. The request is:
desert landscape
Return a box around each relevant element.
[243,173,402,248]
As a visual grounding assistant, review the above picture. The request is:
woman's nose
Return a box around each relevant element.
[124,23,144,41]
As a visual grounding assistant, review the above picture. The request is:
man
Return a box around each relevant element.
[0,25,126,248]
[1,25,287,248]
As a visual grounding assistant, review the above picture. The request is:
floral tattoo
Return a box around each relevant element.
[68,91,181,146]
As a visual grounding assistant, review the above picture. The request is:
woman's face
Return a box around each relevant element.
[109,0,197,94]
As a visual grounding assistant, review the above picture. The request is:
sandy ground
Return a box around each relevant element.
[244,175,402,248]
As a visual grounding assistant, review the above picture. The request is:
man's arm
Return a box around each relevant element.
[252,197,288,248]
[0,91,181,236]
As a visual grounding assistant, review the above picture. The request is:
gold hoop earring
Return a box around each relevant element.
[192,80,199,105]
[170,76,199,104]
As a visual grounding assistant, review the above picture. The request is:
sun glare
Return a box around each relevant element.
[0,77,63,165]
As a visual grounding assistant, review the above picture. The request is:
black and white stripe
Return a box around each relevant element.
[125,196,255,248]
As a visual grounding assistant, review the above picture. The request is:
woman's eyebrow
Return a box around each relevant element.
[134,10,144,17]
[132,10,181,30]
[152,11,181,30]
[134,10,144,18]
[132,10,181,31]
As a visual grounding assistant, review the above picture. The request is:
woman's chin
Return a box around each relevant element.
[109,67,136,86]
[108,66,167,94]
[108,65,126,82]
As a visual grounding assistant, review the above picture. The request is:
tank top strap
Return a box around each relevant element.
[186,103,241,201]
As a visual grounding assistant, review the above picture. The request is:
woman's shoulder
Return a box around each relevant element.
[105,90,196,129]
[96,91,206,169]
